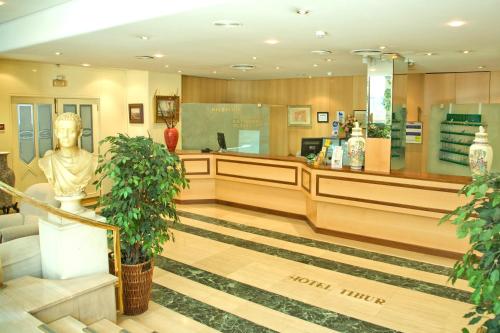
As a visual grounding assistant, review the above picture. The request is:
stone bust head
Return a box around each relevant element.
[39,113,97,198]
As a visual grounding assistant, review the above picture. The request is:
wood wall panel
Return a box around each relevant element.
[455,72,490,103]
[352,75,367,110]
[489,71,500,103]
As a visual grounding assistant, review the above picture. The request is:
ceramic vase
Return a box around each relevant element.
[0,152,15,210]
[347,122,365,170]
[163,127,179,152]
[469,126,493,177]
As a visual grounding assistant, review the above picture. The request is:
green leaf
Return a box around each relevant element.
[469,316,482,325]
[491,270,499,285]
[461,328,469,333]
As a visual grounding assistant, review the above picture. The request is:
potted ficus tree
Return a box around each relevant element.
[95,134,189,315]
[440,173,499,332]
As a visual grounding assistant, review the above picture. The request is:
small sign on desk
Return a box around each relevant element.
[406,122,422,144]
[0,124,5,131]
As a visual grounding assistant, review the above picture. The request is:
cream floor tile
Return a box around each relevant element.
[178,217,469,291]
[164,232,473,333]
[154,268,338,333]
[178,204,458,267]
[120,301,219,333]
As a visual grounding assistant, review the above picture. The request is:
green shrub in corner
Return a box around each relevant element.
[440,173,499,332]
[95,134,189,265]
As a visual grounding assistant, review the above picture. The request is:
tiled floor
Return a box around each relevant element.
[118,204,476,333]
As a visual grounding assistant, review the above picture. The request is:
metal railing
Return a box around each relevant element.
[0,181,124,313]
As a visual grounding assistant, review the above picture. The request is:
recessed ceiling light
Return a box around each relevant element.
[264,39,280,45]
[369,68,376,72]
[153,53,164,58]
[478,65,485,69]
[177,70,182,73]
[231,77,236,80]
[0,2,5,6]
[379,46,386,50]
[81,63,90,67]
[252,56,257,60]
[212,70,217,74]
[325,58,333,62]
[275,66,280,70]
[327,72,332,76]
[54,51,62,56]
[425,52,434,56]
[139,36,150,40]
[313,64,318,67]
[447,20,466,27]
[308,75,312,79]
[32,69,37,72]
[315,30,328,38]
[135,55,154,60]
[164,64,169,68]
[462,50,470,54]
[213,20,242,27]
[296,8,310,15]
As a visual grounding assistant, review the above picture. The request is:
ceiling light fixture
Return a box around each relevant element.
[326,58,332,62]
[178,70,182,73]
[213,20,242,27]
[447,20,466,27]
[313,64,318,67]
[425,52,434,56]
[478,65,485,69]
[315,30,328,38]
[81,63,90,67]
[296,8,310,15]
[275,66,280,70]
[308,75,312,79]
[0,2,5,6]
[139,36,150,40]
[55,51,62,56]
[327,72,332,76]
[164,64,169,68]
[135,55,154,60]
[153,53,164,58]
[212,70,217,74]
[462,50,470,54]
[264,39,280,45]
[379,46,386,50]
[252,56,257,60]
[32,69,37,72]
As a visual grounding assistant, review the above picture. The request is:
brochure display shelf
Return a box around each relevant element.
[439,114,483,166]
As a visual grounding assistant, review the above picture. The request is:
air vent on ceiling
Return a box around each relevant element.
[351,49,382,57]
[213,20,242,27]
[311,50,332,55]
[230,64,255,70]
[135,55,155,60]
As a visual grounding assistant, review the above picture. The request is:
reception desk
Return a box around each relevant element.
[177,152,470,258]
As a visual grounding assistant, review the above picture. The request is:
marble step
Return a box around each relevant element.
[119,318,157,333]
[48,316,86,332]
[87,318,129,333]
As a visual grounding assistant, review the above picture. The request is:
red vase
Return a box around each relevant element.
[164,127,179,152]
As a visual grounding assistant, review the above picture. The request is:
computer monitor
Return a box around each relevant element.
[300,137,324,156]
[217,132,227,151]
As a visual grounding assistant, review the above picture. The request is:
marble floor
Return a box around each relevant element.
[118,204,476,333]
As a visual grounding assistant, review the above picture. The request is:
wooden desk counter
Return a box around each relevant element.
[178,152,469,258]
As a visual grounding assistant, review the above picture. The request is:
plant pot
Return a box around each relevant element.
[164,127,179,152]
[110,257,154,315]
[364,138,391,174]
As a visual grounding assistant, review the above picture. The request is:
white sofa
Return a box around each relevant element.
[0,183,59,243]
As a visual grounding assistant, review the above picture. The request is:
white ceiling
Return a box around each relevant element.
[0,0,71,24]
[1,0,500,79]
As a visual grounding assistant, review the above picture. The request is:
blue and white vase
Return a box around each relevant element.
[469,126,493,177]
[348,122,365,170]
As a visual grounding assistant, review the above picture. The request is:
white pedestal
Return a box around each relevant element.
[39,209,109,280]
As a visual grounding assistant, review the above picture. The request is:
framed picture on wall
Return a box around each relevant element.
[288,105,312,127]
[317,112,329,123]
[354,110,367,128]
[128,103,144,124]
[155,95,180,124]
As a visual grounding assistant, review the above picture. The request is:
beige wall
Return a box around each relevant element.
[0,59,181,181]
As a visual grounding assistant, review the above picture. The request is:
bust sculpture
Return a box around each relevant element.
[39,113,97,198]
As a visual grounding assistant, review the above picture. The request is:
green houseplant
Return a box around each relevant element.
[440,173,499,332]
[95,134,189,315]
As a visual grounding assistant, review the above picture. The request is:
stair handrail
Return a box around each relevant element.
[0,180,124,314]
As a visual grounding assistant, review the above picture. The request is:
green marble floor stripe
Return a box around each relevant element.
[151,282,277,333]
[156,256,401,333]
[178,210,453,277]
[170,222,471,303]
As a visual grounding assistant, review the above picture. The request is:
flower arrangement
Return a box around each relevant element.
[341,114,357,138]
